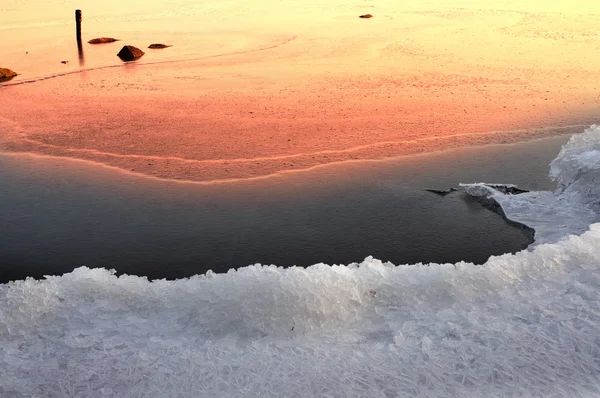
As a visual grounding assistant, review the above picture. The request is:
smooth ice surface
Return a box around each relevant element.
[1,127,600,397]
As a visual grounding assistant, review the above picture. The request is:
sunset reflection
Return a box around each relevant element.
[2,2,600,395]
[1,0,599,182]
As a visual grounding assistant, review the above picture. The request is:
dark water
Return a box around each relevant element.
[0,136,568,283]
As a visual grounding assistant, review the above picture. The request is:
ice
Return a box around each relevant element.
[1,227,600,397]
[462,124,600,245]
[2,126,600,397]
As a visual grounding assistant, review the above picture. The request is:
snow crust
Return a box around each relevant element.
[1,127,600,397]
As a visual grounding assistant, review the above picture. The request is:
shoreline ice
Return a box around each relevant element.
[462,124,600,246]
[1,125,600,397]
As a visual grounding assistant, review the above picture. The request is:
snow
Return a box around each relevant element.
[2,126,600,397]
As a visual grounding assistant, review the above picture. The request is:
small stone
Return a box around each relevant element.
[148,44,172,49]
[0,67,17,82]
[359,14,373,18]
[88,37,120,44]
[117,45,145,61]
[61,60,69,64]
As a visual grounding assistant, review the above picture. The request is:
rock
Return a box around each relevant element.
[88,37,120,44]
[464,194,535,243]
[117,45,145,61]
[359,14,373,18]
[484,184,529,195]
[0,67,17,82]
[61,60,69,64]
[148,44,172,49]
[426,188,457,197]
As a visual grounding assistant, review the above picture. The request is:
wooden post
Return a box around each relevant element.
[75,10,84,65]
[75,10,82,37]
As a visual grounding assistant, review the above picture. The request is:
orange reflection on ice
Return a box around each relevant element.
[1,0,599,182]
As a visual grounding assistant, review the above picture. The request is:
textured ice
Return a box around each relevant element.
[1,127,600,397]
[462,124,600,245]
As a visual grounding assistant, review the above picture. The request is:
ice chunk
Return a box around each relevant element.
[462,125,600,245]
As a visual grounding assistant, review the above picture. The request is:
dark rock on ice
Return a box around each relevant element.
[88,37,120,44]
[148,44,172,49]
[464,194,535,244]
[0,67,17,82]
[426,188,457,197]
[484,184,529,195]
[117,45,145,61]
[359,14,373,18]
